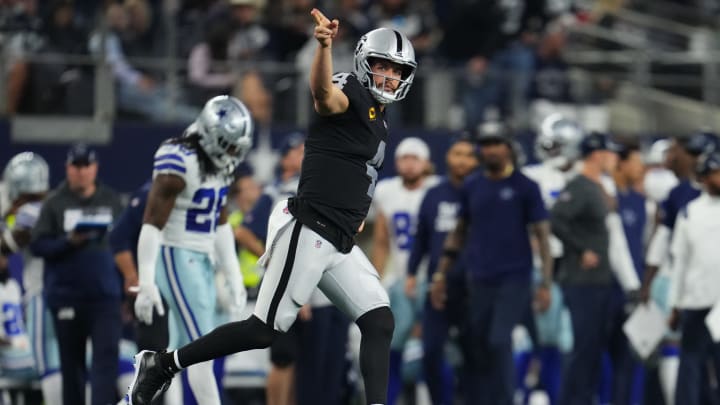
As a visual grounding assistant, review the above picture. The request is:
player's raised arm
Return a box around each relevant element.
[309,8,349,115]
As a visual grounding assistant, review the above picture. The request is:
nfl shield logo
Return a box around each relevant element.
[283,206,289,214]
[315,240,322,249]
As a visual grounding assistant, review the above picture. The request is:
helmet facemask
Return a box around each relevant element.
[360,56,416,104]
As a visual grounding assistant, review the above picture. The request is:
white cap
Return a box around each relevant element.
[395,137,430,160]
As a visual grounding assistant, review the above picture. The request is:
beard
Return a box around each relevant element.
[484,159,505,173]
[707,183,720,196]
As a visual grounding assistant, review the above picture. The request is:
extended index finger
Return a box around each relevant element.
[311,8,329,26]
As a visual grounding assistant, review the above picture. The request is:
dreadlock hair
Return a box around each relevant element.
[167,130,220,180]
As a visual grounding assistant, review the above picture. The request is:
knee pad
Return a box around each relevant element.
[356,306,394,340]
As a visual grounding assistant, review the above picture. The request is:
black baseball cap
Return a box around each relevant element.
[66,143,98,166]
[580,132,621,157]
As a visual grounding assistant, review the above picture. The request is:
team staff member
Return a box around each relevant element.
[405,135,479,405]
[551,132,619,405]
[126,9,419,405]
[31,144,124,405]
[431,128,553,405]
[668,150,720,405]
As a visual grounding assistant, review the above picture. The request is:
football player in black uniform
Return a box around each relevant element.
[125,8,418,405]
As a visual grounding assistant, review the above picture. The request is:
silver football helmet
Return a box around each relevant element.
[354,28,417,105]
[3,152,49,201]
[535,113,584,169]
[191,95,254,176]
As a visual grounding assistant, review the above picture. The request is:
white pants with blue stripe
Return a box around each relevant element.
[156,246,217,347]
[26,293,60,377]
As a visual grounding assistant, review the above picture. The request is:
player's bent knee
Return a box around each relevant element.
[245,315,279,348]
[356,306,394,339]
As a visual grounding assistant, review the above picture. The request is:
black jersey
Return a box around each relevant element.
[289,72,387,253]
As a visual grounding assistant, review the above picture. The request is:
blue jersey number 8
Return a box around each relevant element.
[392,212,413,250]
[186,187,228,233]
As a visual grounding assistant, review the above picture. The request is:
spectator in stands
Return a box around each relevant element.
[224,0,271,62]
[2,0,43,114]
[440,0,547,130]
[30,143,124,405]
[121,0,157,58]
[88,2,199,122]
[369,0,436,59]
[529,17,574,104]
[265,0,313,62]
[30,0,92,115]
[187,16,238,106]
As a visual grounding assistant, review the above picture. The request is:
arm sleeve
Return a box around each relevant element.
[646,224,671,267]
[668,210,690,307]
[607,212,641,292]
[550,183,587,252]
[29,201,72,259]
[215,222,244,291]
[137,224,162,286]
[407,194,431,276]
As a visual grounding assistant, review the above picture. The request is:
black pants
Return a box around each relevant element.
[295,305,350,405]
[51,299,121,405]
[676,308,720,405]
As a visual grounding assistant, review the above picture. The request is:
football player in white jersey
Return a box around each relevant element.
[1,152,62,402]
[371,136,438,405]
[132,95,253,405]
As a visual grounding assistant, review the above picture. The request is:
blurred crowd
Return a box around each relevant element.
[1,0,619,128]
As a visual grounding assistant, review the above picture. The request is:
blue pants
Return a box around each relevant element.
[51,299,121,405]
[598,289,644,405]
[560,285,614,405]
[422,266,466,405]
[676,308,720,405]
[295,305,350,405]
[464,277,531,405]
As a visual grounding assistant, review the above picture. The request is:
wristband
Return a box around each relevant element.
[442,249,459,259]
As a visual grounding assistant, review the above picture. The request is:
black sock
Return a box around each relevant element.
[166,315,278,369]
[356,307,394,405]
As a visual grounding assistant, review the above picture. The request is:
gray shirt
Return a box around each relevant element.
[551,175,613,285]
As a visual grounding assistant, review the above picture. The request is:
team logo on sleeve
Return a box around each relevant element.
[368,107,377,121]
